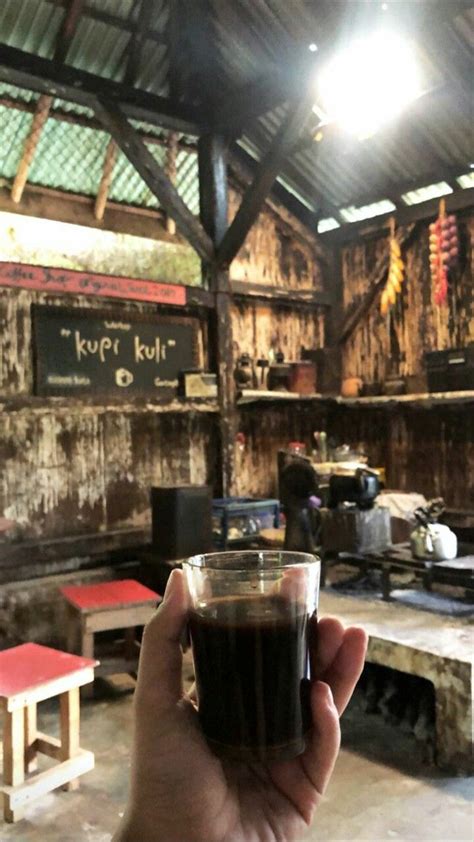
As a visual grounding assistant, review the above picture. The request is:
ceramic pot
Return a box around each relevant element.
[341,377,363,398]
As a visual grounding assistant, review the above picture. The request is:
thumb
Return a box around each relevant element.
[135,569,188,713]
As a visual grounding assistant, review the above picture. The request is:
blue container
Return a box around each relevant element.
[212,497,280,549]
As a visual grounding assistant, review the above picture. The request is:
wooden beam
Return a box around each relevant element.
[94,139,117,221]
[323,187,474,246]
[10,0,85,204]
[11,95,52,203]
[216,96,314,267]
[0,94,197,153]
[230,279,331,307]
[94,100,214,261]
[325,163,473,221]
[228,149,323,253]
[45,0,167,43]
[53,0,85,65]
[166,0,184,103]
[165,133,179,234]
[123,0,154,86]
[0,183,180,243]
[338,224,417,344]
[198,134,228,248]
[0,44,201,134]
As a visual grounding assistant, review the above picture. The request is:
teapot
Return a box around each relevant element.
[410,523,457,561]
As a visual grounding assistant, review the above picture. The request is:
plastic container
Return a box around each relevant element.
[212,497,280,549]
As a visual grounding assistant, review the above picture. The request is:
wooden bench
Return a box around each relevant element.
[0,643,98,822]
[61,579,160,690]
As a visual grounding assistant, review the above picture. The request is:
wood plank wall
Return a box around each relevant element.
[0,189,327,559]
[0,286,217,543]
[234,403,473,512]
[341,211,474,384]
[233,208,473,511]
[229,185,327,371]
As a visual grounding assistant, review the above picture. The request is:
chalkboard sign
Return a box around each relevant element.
[33,305,199,397]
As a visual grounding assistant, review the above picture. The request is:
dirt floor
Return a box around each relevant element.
[1,680,472,842]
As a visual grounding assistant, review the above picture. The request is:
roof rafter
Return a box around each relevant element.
[11,0,85,204]
[0,44,202,134]
[216,94,316,268]
[45,0,167,44]
[94,98,213,262]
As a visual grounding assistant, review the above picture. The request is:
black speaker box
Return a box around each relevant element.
[151,485,212,560]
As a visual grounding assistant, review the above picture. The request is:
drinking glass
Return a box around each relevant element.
[182,550,320,762]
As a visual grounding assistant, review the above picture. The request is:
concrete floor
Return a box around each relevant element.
[1,683,472,842]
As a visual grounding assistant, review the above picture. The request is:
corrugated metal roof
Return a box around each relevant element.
[0,85,200,214]
[0,0,472,226]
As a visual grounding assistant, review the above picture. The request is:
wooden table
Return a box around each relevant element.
[322,543,474,599]
[0,643,97,822]
[60,579,160,689]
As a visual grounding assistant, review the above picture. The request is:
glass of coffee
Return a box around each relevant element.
[183,550,320,763]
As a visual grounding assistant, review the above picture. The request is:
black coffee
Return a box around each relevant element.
[188,594,316,761]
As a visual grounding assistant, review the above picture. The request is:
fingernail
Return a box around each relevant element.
[162,570,178,603]
[316,681,336,708]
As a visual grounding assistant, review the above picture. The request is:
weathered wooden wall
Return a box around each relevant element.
[229,187,324,291]
[0,285,217,545]
[0,187,329,566]
[341,211,474,383]
[234,403,473,511]
[228,185,327,373]
[231,301,325,363]
[0,406,217,541]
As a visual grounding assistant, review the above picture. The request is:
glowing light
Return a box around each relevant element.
[382,3,388,10]
[401,182,452,206]
[308,43,318,52]
[318,217,340,233]
[314,130,324,142]
[457,172,474,189]
[317,31,422,137]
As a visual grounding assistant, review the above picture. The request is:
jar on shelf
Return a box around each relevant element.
[288,441,307,457]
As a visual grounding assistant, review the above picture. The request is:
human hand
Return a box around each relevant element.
[114,570,367,842]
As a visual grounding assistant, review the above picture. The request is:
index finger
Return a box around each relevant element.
[311,618,367,715]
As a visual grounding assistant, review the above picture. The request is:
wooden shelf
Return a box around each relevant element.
[237,389,474,408]
[335,390,474,408]
[0,396,219,416]
[237,389,324,404]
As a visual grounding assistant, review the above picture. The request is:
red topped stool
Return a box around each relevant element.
[0,643,97,822]
[60,579,160,690]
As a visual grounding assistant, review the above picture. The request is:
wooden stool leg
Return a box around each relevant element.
[124,626,136,660]
[60,687,80,791]
[66,606,79,654]
[24,704,38,773]
[81,626,95,699]
[3,706,25,822]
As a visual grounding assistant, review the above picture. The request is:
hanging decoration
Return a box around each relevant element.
[429,199,459,306]
[380,217,405,316]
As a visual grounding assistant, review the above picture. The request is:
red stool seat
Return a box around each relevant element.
[61,579,159,611]
[0,643,96,701]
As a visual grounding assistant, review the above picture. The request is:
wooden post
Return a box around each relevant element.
[60,687,80,791]
[94,138,117,221]
[24,704,38,774]
[198,133,236,496]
